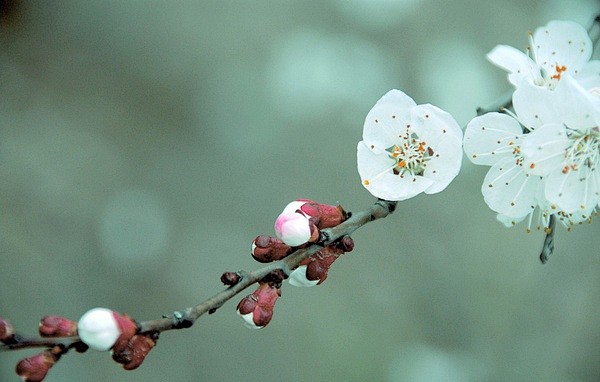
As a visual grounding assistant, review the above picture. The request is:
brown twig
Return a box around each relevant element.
[1,198,397,351]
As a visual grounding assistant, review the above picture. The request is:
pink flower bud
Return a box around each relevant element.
[0,317,15,343]
[220,271,241,286]
[77,308,137,351]
[336,235,355,252]
[236,282,280,329]
[296,200,348,229]
[15,349,59,382]
[289,245,344,286]
[112,333,156,370]
[110,313,139,356]
[274,205,319,247]
[251,235,292,262]
[39,315,78,337]
[274,199,347,247]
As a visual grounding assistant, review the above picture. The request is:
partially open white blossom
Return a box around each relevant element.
[357,89,463,201]
[77,308,120,351]
[487,20,599,91]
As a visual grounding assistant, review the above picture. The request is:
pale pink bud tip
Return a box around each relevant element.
[39,315,78,337]
[274,210,318,247]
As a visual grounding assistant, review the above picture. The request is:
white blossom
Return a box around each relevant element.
[520,76,600,218]
[487,20,599,91]
[464,112,541,224]
[357,89,463,201]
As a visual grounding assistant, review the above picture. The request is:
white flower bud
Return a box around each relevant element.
[77,308,120,351]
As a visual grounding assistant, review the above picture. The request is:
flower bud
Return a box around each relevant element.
[15,349,59,382]
[39,315,78,337]
[112,333,156,370]
[220,271,241,286]
[336,235,355,252]
[274,199,347,247]
[236,281,280,329]
[251,235,292,262]
[77,308,137,351]
[0,317,15,343]
[289,245,344,287]
[295,199,348,229]
[274,209,319,247]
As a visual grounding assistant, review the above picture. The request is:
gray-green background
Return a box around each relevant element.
[1,1,599,381]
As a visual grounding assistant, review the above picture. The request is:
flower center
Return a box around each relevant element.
[386,127,432,178]
[535,64,568,90]
[562,127,600,174]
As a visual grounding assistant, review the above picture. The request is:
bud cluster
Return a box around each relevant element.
[4,307,155,381]
[238,199,354,329]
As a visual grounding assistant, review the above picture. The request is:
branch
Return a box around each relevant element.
[1,198,397,353]
[137,198,397,333]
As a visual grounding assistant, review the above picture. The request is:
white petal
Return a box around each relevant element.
[357,142,433,201]
[575,60,600,90]
[486,45,539,86]
[463,113,523,166]
[423,137,462,194]
[77,308,120,351]
[481,156,540,219]
[365,171,433,201]
[288,265,319,287]
[409,104,462,144]
[545,165,600,214]
[236,310,263,329]
[532,20,592,80]
[512,82,561,129]
[521,123,570,176]
[357,140,396,180]
[496,213,527,227]
[281,200,307,215]
[362,89,415,153]
[274,212,311,246]
[552,75,600,130]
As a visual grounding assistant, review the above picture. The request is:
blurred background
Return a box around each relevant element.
[1,1,599,381]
